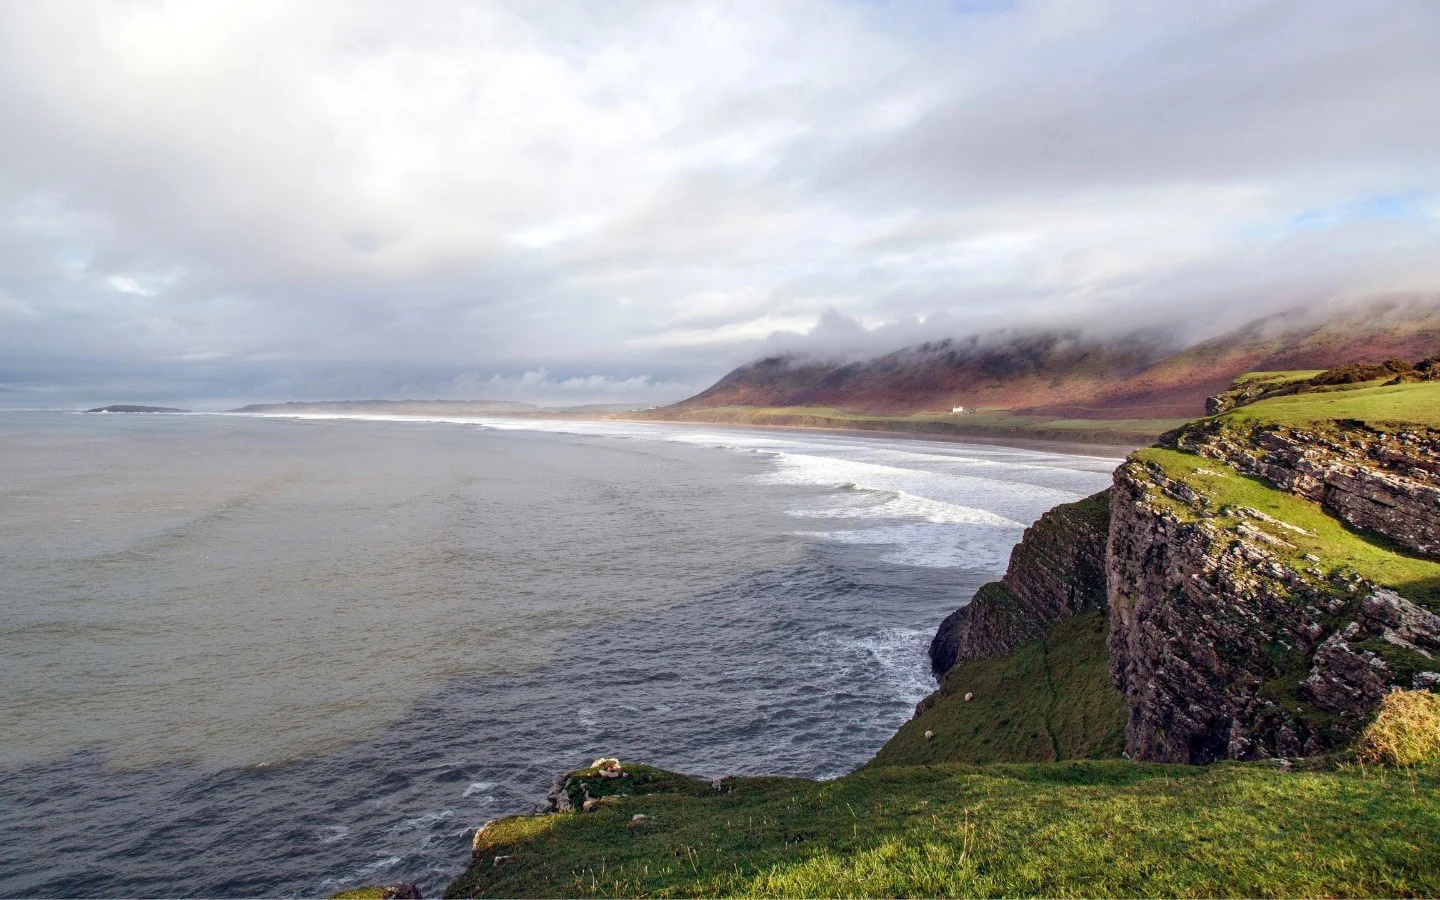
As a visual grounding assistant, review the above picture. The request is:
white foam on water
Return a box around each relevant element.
[461,781,495,799]
[788,488,1020,528]
[391,809,454,835]
[796,519,1021,570]
[352,855,402,877]
[224,412,1107,574]
[828,626,937,705]
[317,825,350,845]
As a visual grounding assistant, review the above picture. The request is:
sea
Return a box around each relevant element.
[0,410,1116,897]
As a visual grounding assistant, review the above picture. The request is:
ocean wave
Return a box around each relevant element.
[788,488,1021,529]
[795,520,1021,570]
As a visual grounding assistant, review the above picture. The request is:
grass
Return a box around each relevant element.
[1356,691,1440,767]
[1231,370,1325,384]
[1136,447,1440,611]
[445,760,1440,898]
[632,405,1189,446]
[869,611,1125,768]
[1217,381,1440,430]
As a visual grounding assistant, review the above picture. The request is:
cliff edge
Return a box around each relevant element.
[929,490,1109,676]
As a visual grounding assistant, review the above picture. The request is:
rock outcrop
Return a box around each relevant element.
[1107,457,1440,763]
[930,490,1109,675]
[1174,420,1440,560]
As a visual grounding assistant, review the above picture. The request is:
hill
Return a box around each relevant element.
[663,297,1440,424]
[672,331,1171,415]
[1057,297,1440,418]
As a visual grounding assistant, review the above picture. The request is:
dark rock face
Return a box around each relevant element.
[1107,460,1439,764]
[1176,422,1440,560]
[929,490,1109,676]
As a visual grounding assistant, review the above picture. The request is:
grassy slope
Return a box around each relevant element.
[634,405,1187,446]
[1231,369,1325,384]
[869,611,1125,768]
[448,761,1440,898]
[1218,381,1440,430]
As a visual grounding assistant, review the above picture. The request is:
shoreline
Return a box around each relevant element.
[607,415,1140,459]
[179,408,1143,459]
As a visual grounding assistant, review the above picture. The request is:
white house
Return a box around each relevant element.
[951,405,965,414]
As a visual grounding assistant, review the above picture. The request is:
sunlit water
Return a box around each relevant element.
[0,411,1114,896]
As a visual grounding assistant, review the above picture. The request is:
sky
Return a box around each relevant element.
[1,0,1439,409]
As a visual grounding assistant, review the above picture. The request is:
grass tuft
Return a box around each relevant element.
[1356,690,1440,767]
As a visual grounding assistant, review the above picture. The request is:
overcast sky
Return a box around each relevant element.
[2,0,1439,408]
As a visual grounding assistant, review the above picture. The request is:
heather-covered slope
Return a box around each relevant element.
[1067,298,1440,418]
[665,297,1440,422]
[672,331,1170,414]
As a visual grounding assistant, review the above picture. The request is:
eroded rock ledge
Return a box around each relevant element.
[1175,420,1440,559]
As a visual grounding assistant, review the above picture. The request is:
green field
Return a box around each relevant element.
[447,760,1439,898]
[1216,381,1440,430]
[1230,369,1325,384]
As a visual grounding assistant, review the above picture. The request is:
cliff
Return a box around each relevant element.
[1107,450,1440,763]
[929,490,1109,675]
[920,371,1440,766]
[1173,416,1440,559]
[1105,410,1440,763]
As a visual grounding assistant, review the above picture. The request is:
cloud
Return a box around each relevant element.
[449,367,700,406]
[0,0,1438,406]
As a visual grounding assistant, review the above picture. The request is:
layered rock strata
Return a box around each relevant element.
[1175,421,1440,559]
[1107,458,1440,763]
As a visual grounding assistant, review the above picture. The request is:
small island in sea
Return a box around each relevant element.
[85,405,188,413]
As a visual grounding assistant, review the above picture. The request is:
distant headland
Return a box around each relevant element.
[85,405,188,413]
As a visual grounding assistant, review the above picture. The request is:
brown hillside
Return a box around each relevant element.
[674,332,1171,414]
[670,297,1440,418]
[1037,297,1440,418]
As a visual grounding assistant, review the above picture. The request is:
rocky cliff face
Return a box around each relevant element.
[1106,455,1440,764]
[1175,420,1440,559]
[930,491,1109,676]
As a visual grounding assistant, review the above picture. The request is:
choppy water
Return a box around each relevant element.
[0,411,1114,897]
